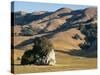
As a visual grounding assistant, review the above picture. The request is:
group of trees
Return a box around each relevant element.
[21,25,37,36]
[78,22,97,55]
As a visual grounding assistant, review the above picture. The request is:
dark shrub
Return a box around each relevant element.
[21,50,34,65]
[72,34,82,40]
[21,25,36,36]
[79,42,90,50]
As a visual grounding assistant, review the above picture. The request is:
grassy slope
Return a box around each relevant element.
[12,49,97,74]
[12,34,97,74]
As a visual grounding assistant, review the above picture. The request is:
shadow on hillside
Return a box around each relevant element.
[15,38,34,49]
[14,12,52,25]
[55,49,97,58]
[66,49,97,58]
[55,50,67,54]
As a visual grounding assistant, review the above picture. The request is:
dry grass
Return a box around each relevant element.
[13,36,33,46]
[50,28,85,50]
[12,35,97,74]
[12,49,97,74]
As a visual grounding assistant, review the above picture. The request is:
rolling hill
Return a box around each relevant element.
[12,7,97,57]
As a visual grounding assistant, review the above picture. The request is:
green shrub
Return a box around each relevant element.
[21,25,36,36]
[21,50,34,65]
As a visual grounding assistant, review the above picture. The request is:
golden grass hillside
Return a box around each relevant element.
[12,49,97,74]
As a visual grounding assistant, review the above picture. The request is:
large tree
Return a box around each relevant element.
[21,37,55,65]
